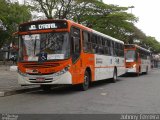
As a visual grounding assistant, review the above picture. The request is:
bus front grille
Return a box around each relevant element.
[23,63,60,69]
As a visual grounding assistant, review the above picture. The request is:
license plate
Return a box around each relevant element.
[36,77,45,81]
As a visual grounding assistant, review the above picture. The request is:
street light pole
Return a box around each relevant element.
[129,6,134,14]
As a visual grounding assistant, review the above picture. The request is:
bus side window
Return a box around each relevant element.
[103,39,107,55]
[91,34,97,53]
[115,42,118,56]
[107,39,111,56]
[120,44,124,57]
[82,31,91,53]
[110,41,114,56]
[71,27,81,63]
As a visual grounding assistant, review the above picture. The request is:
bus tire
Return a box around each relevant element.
[137,67,141,76]
[79,70,90,91]
[41,85,52,92]
[111,68,117,83]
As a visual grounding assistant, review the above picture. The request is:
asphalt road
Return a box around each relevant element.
[0,69,160,114]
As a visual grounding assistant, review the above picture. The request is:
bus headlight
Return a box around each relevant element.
[133,64,136,68]
[53,65,71,76]
[18,69,27,77]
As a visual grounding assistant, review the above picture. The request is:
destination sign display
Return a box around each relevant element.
[19,21,67,32]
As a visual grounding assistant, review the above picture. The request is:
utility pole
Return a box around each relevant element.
[129,6,134,14]
[24,0,26,5]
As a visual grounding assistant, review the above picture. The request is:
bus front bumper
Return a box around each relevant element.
[18,71,72,85]
[126,67,137,73]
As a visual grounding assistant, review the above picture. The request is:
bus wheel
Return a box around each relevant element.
[111,68,117,83]
[41,85,52,92]
[80,71,90,91]
[136,67,141,76]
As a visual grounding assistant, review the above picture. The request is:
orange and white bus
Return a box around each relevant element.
[16,19,126,91]
[124,44,151,76]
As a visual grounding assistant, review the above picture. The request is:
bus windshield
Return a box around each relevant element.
[19,32,70,61]
[125,50,135,62]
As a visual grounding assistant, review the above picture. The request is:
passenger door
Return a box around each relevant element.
[71,27,82,84]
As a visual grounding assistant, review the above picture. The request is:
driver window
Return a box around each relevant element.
[71,27,81,63]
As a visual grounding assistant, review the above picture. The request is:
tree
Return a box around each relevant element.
[0,0,31,48]
[31,0,137,40]
[70,1,138,43]
[127,25,146,44]
[143,36,160,53]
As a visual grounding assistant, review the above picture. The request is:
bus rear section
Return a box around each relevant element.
[125,44,151,75]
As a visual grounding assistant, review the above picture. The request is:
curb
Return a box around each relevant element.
[0,87,41,97]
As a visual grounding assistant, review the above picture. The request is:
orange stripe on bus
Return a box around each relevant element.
[95,66,125,68]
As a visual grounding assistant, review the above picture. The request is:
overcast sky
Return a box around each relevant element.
[18,0,160,42]
[103,0,160,42]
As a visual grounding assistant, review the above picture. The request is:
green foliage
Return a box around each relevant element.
[0,0,31,48]
[142,36,160,53]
